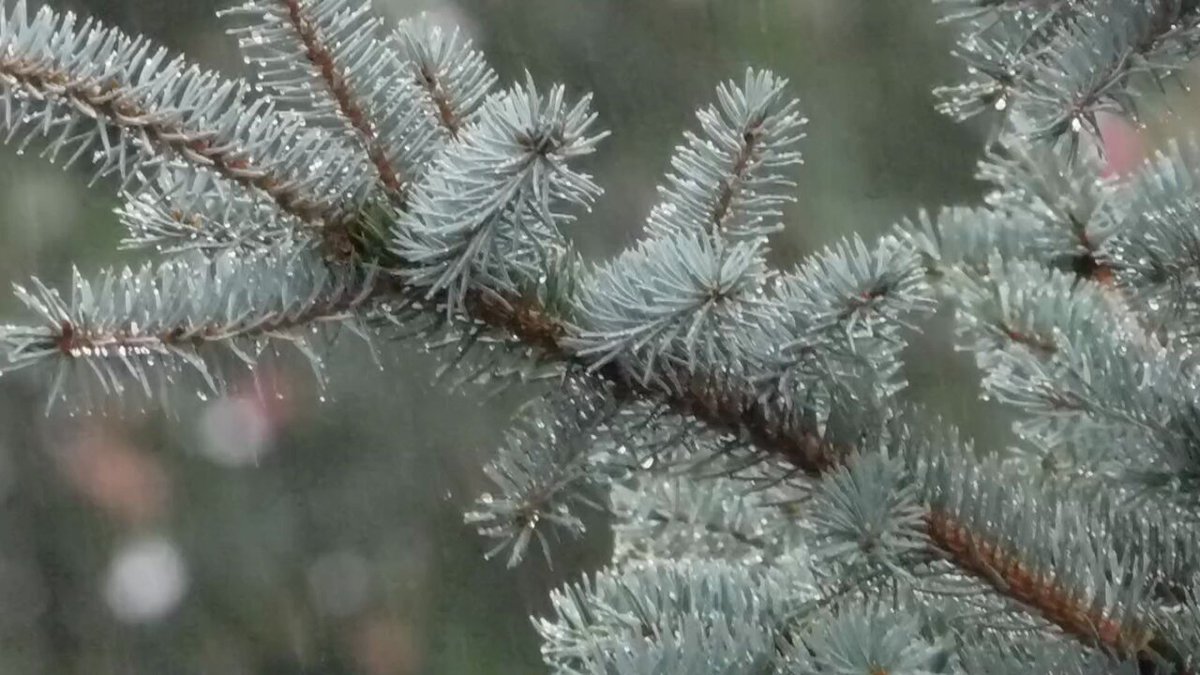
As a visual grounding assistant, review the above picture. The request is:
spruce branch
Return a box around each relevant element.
[221,0,437,206]
[918,455,1179,671]
[535,558,815,675]
[949,259,1156,452]
[937,0,1200,145]
[1141,389,1200,507]
[935,0,1074,22]
[767,233,935,399]
[1018,0,1200,142]
[0,1,371,251]
[472,255,1189,669]
[119,165,303,253]
[977,125,1117,281]
[786,602,954,674]
[569,233,770,380]
[1,246,377,409]
[1,1,1198,670]
[934,2,1078,121]
[465,376,619,568]
[896,207,1052,277]
[1100,495,1200,608]
[645,69,806,243]
[392,75,606,312]
[435,239,929,487]
[1104,138,1200,335]
[959,638,1143,675]
[611,475,784,563]
[809,452,927,572]
[394,16,498,138]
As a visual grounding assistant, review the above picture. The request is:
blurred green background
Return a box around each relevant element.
[0,1,1001,673]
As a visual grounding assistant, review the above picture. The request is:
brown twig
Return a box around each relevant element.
[924,509,1156,660]
[416,63,464,138]
[50,276,380,359]
[1000,322,1059,355]
[710,125,763,233]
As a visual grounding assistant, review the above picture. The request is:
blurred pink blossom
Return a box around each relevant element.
[1098,112,1146,178]
[354,615,420,675]
[57,422,170,526]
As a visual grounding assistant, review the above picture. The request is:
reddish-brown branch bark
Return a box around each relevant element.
[1000,323,1059,355]
[924,510,1154,658]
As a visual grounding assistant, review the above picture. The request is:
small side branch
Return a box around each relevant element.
[0,58,338,229]
[710,125,762,233]
[279,0,407,201]
[417,62,464,138]
[394,18,498,139]
[2,250,383,404]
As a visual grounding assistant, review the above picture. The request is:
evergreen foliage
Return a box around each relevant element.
[0,0,1199,672]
